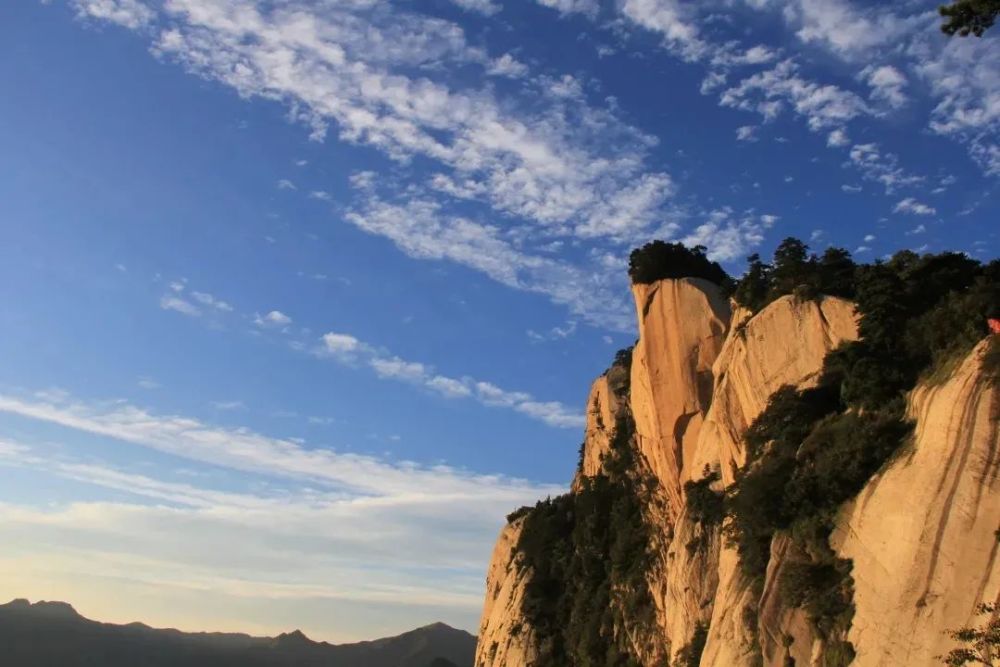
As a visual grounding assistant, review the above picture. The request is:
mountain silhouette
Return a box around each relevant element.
[0,599,474,667]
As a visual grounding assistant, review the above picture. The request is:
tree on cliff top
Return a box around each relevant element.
[627,241,731,287]
[940,0,1000,36]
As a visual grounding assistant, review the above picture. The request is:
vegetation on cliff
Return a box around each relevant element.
[940,602,1000,665]
[511,411,658,667]
[506,350,663,666]
[499,239,999,666]
[628,241,731,287]
[939,0,1000,36]
[718,242,1000,663]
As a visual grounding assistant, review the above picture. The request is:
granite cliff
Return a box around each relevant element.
[475,241,1000,667]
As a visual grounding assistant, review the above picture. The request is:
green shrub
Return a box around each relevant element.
[983,336,1000,384]
[729,240,856,313]
[514,413,657,666]
[684,467,724,526]
[628,241,731,287]
[940,602,1000,666]
[672,622,708,667]
[719,244,1000,657]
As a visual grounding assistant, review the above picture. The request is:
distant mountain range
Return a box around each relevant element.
[0,599,474,667]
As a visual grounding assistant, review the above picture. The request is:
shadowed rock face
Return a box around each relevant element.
[0,599,476,667]
[474,277,1000,667]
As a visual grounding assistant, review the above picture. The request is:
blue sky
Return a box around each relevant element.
[0,0,996,642]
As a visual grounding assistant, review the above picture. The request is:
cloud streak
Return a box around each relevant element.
[0,409,563,638]
[313,328,585,429]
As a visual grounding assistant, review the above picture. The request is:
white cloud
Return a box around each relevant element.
[720,59,870,132]
[912,34,1000,175]
[763,0,924,60]
[0,392,563,503]
[535,0,600,17]
[143,0,675,245]
[848,143,924,193]
[0,398,565,638]
[72,0,154,29]
[255,311,292,327]
[159,295,201,317]
[311,334,585,428]
[736,125,759,142]
[863,64,908,109]
[827,128,850,147]
[277,179,297,190]
[319,332,363,356]
[864,234,875,242]
[894,197,936,216]
[448,0,501,15]
[487,53,529,78]
[619,0,708,62]
[369,357,428,383]
[841,184,862,193]
[700,71,727,95]
[681,208,767,262]
[343,189,633,330]
[190,291,233,312]
[308,190,332,201]
[526,320,577,343]
[426,376,473,398]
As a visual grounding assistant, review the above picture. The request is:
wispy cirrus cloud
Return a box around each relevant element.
[847,143,924,193]
[681,208,778,262]
[151,279,587,429]
[0,395,563,638]
[0,392,563,500]
[72,0,154,29]
[894,197,937,216]
[343,179,636,331]
[67,0,704,329]
[312,328,585,429]
[719,59,871,132]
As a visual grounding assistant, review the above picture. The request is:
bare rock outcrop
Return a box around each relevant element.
[574,358,630,485]
[831,340,1000,666]
[629,278,730,515]
[691,295,858,486]
[474,519,536,667]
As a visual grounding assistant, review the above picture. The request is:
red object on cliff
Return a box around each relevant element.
[989,318,1000,334]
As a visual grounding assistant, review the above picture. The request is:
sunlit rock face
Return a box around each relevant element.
[474,518,537,667]
[628,278,730,518]
[832,339,1000,666]
[474,278,999,667]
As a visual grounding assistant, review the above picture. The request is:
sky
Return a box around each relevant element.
[0,0,997,644]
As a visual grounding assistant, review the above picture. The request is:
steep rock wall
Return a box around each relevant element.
[475,278,997,667]
[678,295,859,665]
[629,278,730,516]
[475,519,536,667]
[691,295,858,486]
[575,359,630,485]
[831,340,1000,666]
